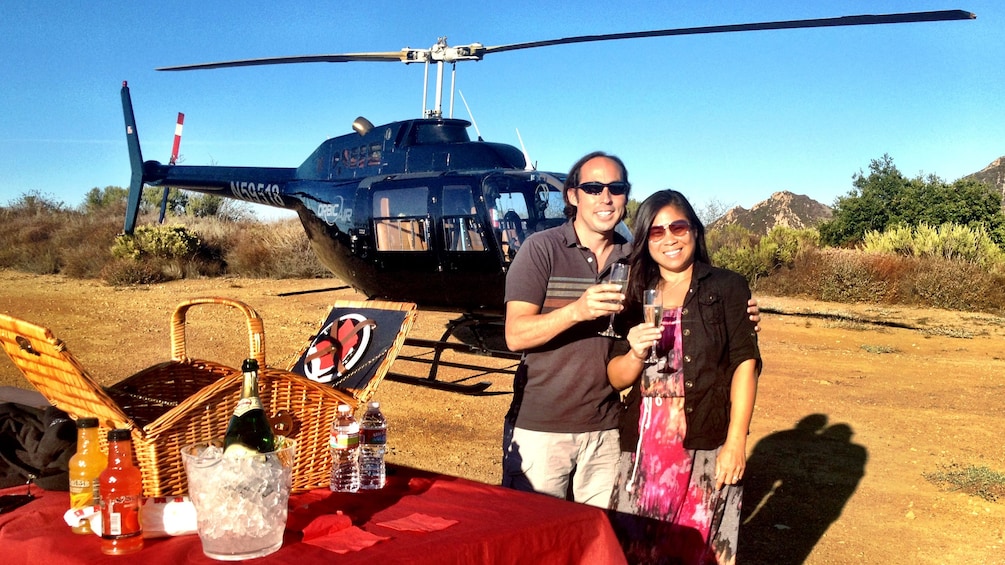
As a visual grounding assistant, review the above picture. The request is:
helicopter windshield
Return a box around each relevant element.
[482,172,566,261]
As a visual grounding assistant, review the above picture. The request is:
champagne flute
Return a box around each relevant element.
[642,289,663,363]
[599,263,630,338]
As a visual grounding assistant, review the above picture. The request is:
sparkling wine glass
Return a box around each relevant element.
[599,263,630,338]
[642,289,663,363]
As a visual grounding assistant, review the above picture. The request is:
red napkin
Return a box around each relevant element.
[302,512,390,554]
[376,512,459,532]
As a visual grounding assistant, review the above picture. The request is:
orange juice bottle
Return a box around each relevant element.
[99,429,144,555]
[68,417,106,534]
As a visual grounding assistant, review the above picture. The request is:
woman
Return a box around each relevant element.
[607,190,761,565]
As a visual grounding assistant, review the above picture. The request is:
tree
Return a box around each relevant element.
[819,154,1005,246]
[624,198,641,230]
[141,187,188,217]
[696,197,734,226]
[81,186,128,213]
[819,155,903,246]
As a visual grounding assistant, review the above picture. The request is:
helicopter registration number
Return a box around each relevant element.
[230,181,283,207]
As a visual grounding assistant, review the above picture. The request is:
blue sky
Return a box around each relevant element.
[2,1,1001,221]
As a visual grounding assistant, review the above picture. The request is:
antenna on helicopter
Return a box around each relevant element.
[458,90,482,141]
[515,128,535,171]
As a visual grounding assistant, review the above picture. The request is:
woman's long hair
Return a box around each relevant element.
[625,190,710,308]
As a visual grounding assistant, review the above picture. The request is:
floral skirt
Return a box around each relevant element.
[609,396,742,565]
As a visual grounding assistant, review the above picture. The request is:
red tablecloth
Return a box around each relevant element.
[0,466,626,564]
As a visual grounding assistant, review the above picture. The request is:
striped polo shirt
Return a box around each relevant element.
[504,220,631,433]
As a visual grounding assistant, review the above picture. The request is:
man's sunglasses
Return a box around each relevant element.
[648,220,692,241]
[577,182,630,196]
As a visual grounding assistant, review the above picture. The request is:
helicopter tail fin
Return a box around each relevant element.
[120,81,145,235]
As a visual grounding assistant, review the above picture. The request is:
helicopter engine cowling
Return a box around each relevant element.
[404,140,525,173]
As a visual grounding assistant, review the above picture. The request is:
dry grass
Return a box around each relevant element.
[4,198,1005,314]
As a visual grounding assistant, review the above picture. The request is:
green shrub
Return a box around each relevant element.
[924,463,1005,502]
[709,225,820,285]
[863,222,1003,267]
[111,224,201,261]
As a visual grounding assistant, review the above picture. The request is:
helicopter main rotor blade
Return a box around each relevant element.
[156,9,974,71]
[479,10,975,56]
[157,51,413,71]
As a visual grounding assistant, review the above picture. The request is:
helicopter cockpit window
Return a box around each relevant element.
[373,186,429,252]
[441,185,485,252]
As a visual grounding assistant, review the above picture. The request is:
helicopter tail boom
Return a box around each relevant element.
[120,82,301,231]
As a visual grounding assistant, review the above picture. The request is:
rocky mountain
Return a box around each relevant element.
[964,155,1005,204]
[708,157,1005,235]
[709,191,832,235]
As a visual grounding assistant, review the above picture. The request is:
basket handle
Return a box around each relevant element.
[170,297,266,367]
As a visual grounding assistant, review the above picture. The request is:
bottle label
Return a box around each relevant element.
[233,397,262,417]
[361,428,386,444]
[102,495,141,538]
[330,431,359,450]
[69,479,94,510]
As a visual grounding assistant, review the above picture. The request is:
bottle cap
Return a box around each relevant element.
[242,358,259,372]
[368,401,380,409]
[337,403,351,414]
[76,417,99,428]
[107,428,132,442]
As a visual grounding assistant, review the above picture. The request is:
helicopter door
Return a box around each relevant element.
[438,183,501,278]
[441,184,486,253]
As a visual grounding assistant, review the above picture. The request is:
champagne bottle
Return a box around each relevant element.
[224,358,276,457]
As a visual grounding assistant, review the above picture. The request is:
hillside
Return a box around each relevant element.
[709,190,832,235]
[965,155,1005,205]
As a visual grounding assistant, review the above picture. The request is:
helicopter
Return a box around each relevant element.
[121,9,974,316]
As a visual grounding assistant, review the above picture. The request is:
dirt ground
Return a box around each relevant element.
[1,270,1003,564]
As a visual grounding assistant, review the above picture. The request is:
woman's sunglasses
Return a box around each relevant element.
[648,220,692,241]
[577,181,630,196]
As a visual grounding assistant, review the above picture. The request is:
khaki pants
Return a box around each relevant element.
[502,427,620,508]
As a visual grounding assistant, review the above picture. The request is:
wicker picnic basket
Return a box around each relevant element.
[0,297,415,497]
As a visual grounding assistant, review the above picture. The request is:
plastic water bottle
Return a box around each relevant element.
[330,403,360,492]
[359,401,387,489]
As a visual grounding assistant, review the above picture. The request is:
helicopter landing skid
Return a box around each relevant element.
[387,313,520,395]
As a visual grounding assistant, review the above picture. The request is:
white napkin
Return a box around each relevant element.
[64,496,198,538]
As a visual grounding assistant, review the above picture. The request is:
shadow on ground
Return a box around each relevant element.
[739,413,868,565]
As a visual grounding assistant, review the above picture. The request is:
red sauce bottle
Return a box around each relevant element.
[98,428,144,555]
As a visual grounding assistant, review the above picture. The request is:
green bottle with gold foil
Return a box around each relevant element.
[224,358,276,457]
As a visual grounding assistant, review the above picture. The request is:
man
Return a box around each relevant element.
[502,151,632,507]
